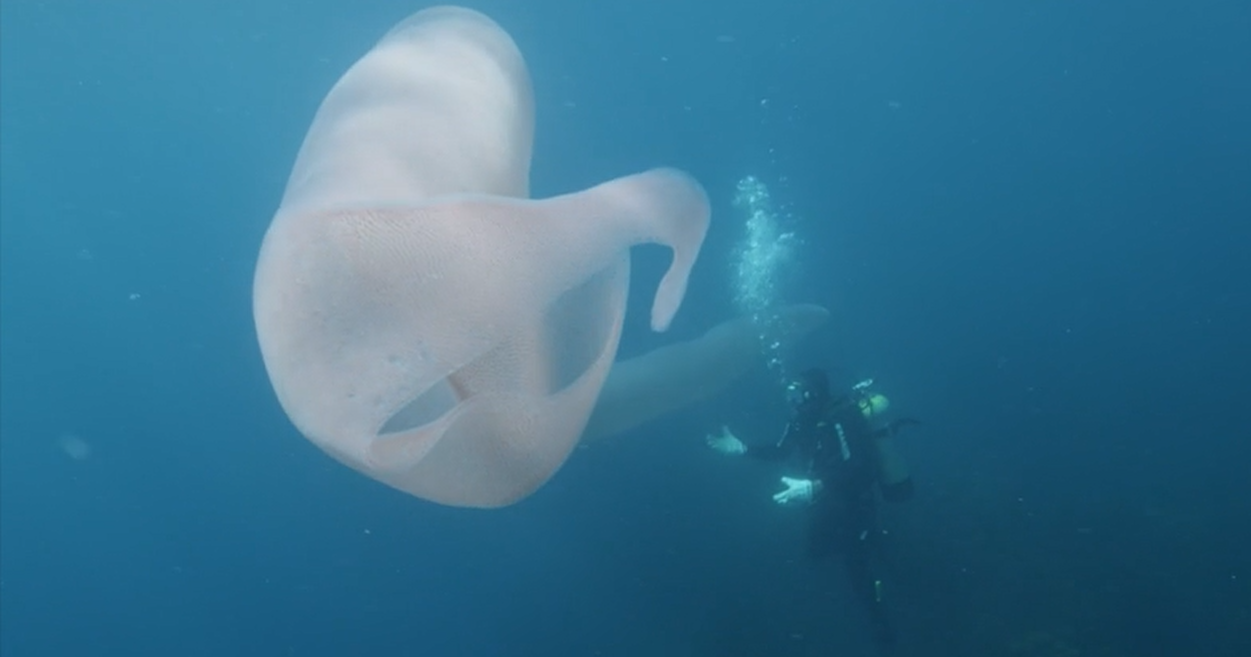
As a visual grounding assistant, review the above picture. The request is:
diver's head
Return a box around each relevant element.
[849,378,890,418]
[787,368,831,407]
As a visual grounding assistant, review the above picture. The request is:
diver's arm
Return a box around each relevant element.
[706,421,797,461]
[772,476,824,505]
[873,418,921,439]
[743,421,797,461]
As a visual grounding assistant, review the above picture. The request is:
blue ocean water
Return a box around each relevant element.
[1,1,1248,655]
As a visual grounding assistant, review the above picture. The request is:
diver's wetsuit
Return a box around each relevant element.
[746,394,914,648]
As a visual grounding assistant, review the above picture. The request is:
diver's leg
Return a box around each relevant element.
[846,534,895,647]
[844,498,896,648]
[805,497,840,561]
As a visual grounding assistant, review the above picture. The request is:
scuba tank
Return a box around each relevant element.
[852,380,912,496]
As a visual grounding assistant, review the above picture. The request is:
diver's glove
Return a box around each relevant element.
[705,425,747,456]
[772,477,821,505]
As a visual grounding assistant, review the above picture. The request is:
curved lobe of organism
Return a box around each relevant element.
[583,303,831,442]
[253,6,711,508]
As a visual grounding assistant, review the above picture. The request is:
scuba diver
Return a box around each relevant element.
[706,368,919,649]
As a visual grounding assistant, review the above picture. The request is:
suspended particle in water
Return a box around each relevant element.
[56,433,93,461]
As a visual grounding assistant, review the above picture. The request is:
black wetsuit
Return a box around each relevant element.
[746,394,913,647]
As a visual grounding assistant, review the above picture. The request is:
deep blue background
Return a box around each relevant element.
[2,1,1249,655]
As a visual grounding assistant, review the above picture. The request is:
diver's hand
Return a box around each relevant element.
[773,477,820,505]
[705,425,747,456]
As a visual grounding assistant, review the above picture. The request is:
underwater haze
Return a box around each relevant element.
[2,1,1249,656]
